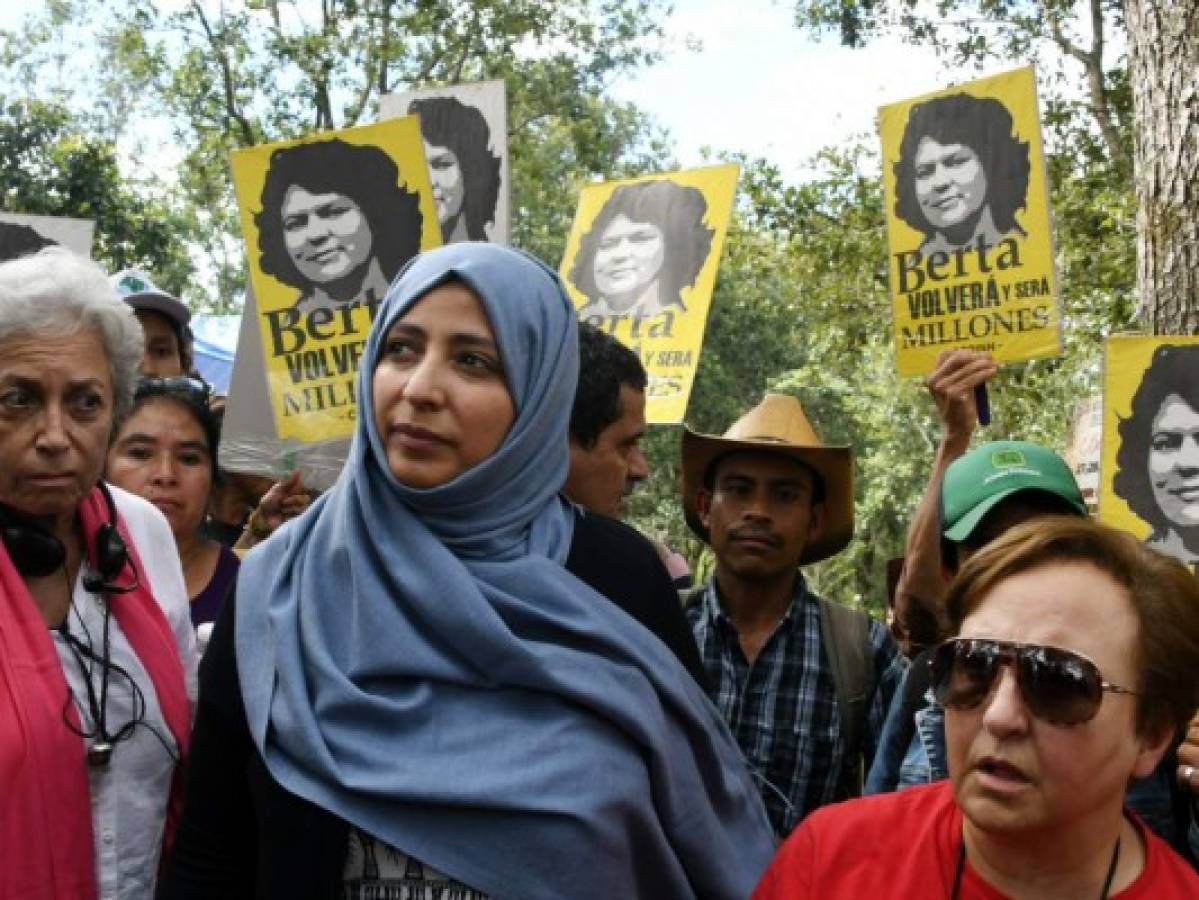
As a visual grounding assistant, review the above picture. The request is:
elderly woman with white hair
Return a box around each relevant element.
[0,248,196,900]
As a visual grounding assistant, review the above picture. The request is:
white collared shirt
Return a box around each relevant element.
[49,485,195,900]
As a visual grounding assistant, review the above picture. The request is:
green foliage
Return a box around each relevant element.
[0,97,193,294]
[1,0,675,308]
[0,2,1142,614]
[791,0,1133,177]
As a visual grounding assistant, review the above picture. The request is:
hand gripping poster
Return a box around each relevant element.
[1099,335,1199,570]
[380,79,510,245]
[879,66,1062,377]
[228,116,441,454]
[559,164,739,424]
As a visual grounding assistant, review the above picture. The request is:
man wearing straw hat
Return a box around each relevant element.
[683,393,906,836]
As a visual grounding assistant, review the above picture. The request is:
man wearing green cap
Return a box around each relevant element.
[863,436,1088,786]
[865,436,1089,791]
[865,353,1193,858]
[867,350,1088,793]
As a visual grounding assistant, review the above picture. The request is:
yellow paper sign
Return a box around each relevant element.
[879,66,1062,376]
[1099,335,1199,566]
[559,164,739,423]
[231,117,441,443]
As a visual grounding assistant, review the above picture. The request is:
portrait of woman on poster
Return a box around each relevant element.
[569,179,714,322]
[1114,343,1199,567]
[893,93,1031,259]
[409,96,502,244]
[254,138,424,315]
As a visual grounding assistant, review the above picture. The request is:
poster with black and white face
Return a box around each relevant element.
[221,115,440,485]
[380,80,509,245]
[1100,335,1199,569]
[0,212,95,262]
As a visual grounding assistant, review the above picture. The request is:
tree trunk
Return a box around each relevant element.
[1126,0,1199,334]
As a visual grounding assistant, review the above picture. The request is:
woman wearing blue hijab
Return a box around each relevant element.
[162,243,773,899]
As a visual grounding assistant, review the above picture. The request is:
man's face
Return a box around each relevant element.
[697,451,825,582]
[951,494,1076,571]
[136,310,184,377]
[564,385,648,518]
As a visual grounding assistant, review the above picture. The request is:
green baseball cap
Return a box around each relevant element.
[941,441,1087,542]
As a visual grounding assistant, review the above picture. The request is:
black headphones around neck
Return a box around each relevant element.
[0,483,129,589]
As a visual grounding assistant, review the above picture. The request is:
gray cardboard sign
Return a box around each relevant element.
[0,212,95,261]
[380,79,509,245]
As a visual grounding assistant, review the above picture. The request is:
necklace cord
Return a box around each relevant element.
[951,830,1121,899]
[56,567,180,765]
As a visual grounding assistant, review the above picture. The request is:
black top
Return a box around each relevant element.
[564,509,708,687]
[188,543,241,627]
[160,507,706,899]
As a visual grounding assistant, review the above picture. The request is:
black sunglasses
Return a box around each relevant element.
[930,637,1139,726]
[135,375,211,405]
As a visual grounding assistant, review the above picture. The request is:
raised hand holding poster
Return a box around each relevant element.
[879,66,1062,376]
[559,164,739,424]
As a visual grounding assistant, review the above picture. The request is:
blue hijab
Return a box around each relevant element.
[236,243,773,899]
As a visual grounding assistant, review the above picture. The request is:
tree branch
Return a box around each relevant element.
[444,6,481,86]
[1037,0,1129,173]
[376,0,392,96]
[311,0,335,130]
[190,0,255,146]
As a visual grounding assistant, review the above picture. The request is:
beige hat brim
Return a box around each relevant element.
[681,427,854,565]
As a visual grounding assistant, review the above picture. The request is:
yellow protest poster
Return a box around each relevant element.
[1099,335,1199,568]
[559,164,739,423]
[879,66,1062,377]
[231,116,441,443]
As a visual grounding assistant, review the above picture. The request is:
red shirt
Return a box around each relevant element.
[753,782,1199,899]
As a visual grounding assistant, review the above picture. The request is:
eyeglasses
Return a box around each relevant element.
[135,376,211,406]
[930,637,1139,726]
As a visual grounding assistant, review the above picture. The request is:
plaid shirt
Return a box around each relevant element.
[687,575,905,836]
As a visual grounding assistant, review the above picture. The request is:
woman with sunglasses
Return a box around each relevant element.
[161,243,774,898]
[106,378,310,633]
[105,377,236,629]
[755,517,1199,898]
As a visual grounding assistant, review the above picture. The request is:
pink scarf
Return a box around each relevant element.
[0,487,190,899]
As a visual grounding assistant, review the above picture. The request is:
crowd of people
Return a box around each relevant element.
[1,240,1198,899]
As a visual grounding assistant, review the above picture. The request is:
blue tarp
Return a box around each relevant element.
[190,314,240,395]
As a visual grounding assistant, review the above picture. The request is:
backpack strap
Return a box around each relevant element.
[818,596,875,799]
[892,647,933,767]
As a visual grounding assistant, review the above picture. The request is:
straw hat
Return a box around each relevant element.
[681,393,853,564]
